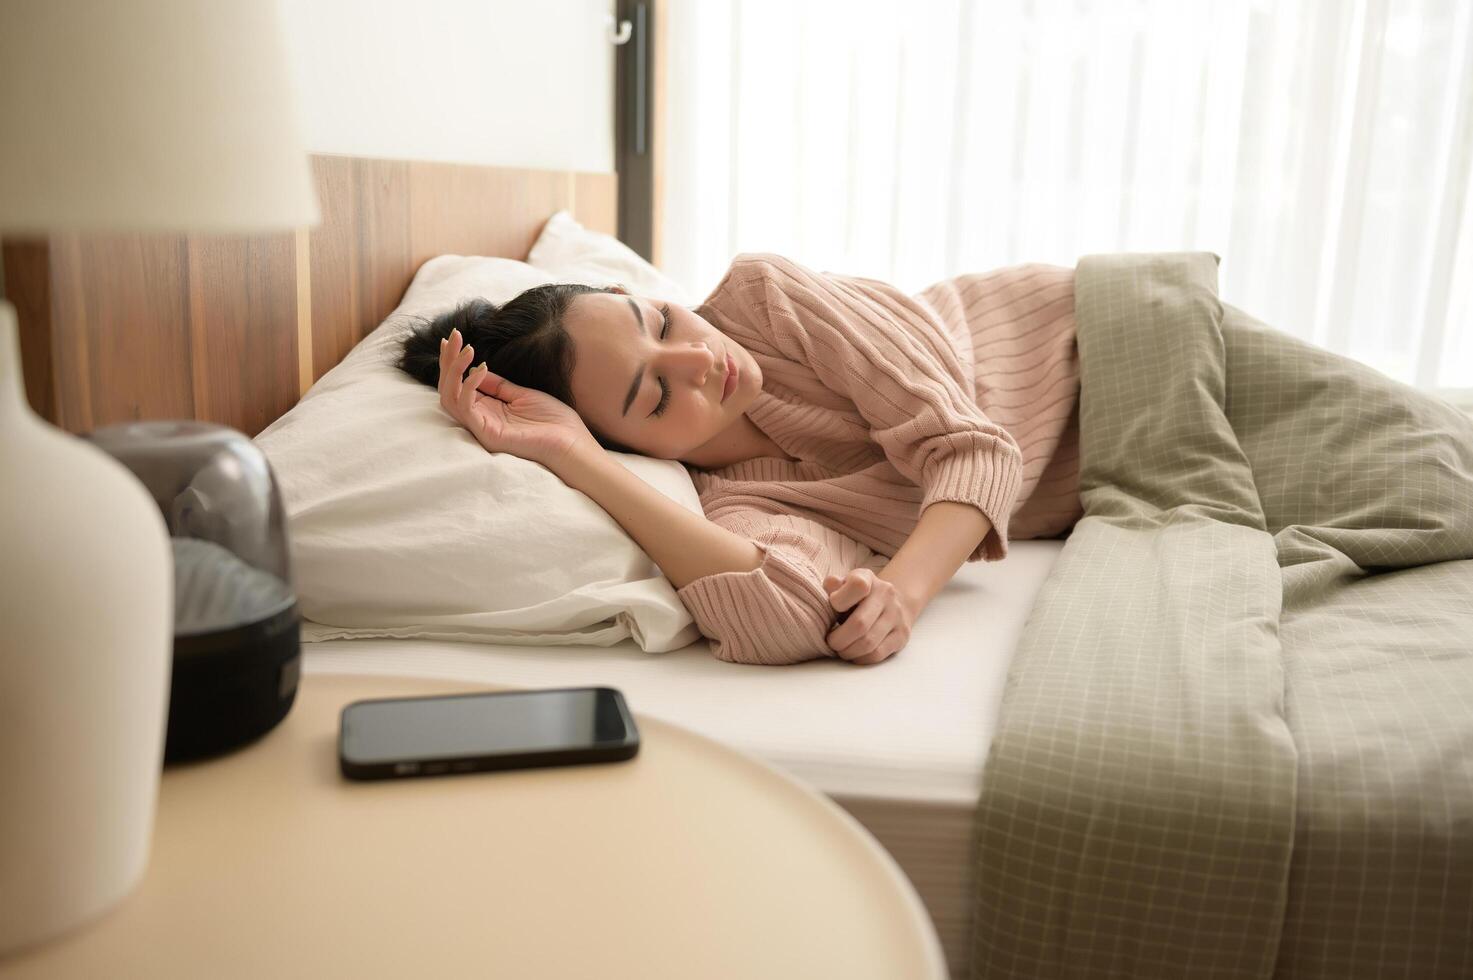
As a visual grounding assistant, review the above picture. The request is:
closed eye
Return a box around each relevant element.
[650,304,672,417]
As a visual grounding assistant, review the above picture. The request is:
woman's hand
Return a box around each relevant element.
[822,567,920,665]
[438,327,600,470]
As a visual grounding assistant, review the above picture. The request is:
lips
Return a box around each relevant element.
[721,352,738,402]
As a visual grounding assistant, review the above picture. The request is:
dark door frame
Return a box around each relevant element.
[614,0,656,261]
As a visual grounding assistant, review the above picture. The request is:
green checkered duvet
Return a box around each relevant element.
[971,253,1473,979]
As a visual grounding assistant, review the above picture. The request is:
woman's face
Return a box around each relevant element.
[562,288,761,460]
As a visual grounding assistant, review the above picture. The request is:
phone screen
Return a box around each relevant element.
[340,688,635,771]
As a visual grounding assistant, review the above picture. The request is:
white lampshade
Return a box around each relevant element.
[0,0,319,234]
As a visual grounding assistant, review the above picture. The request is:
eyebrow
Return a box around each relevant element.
[620,297,648,418]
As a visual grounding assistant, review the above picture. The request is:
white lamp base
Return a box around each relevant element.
[0,300,173,955]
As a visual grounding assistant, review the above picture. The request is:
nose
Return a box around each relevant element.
[666,342,718,385]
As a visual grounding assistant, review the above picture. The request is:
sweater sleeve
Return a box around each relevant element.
[675,510,878,666]
[715,253,1024,561]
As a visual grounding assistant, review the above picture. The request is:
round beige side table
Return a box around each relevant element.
[0,673,947,980]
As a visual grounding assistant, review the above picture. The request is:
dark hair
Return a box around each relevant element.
[395,283,638,455]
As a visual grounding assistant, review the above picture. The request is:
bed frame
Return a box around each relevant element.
[2,155,618,438]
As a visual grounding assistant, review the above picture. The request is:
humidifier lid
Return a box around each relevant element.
[83,420,295,637]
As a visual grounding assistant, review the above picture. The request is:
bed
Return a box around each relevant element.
[14,154,1471,980]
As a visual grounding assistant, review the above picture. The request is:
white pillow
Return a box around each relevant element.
[253,254,704,651]
[528,209,697,304]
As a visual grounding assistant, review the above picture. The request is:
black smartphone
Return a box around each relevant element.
[338,686,640,780]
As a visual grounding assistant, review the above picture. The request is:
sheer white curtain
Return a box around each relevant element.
[660,0,1473,399]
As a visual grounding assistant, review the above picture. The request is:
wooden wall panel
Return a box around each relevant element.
[575,173,619,241]
[51,234,195,433]
[304,155,415,387]
[407,162,564,271]
[2,155,619,437]
[185,233,299,437]
[1,240,55,421]
[307,155,360,386]
[353,158,413,340]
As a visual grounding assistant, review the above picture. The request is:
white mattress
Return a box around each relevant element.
[302,539,1066,979]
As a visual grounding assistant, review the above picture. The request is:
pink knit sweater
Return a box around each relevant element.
[675,253,1082,665]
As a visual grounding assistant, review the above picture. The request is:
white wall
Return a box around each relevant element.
[276,0,614,173]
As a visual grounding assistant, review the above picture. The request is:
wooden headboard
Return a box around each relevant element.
[2,154,618,438]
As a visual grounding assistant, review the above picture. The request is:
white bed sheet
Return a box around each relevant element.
[302,540,1063,802]
[302,539,1066,979]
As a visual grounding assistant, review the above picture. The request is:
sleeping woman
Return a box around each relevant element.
[395,253,1083,666]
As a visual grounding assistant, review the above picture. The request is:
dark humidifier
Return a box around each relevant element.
[84,421,300,762]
